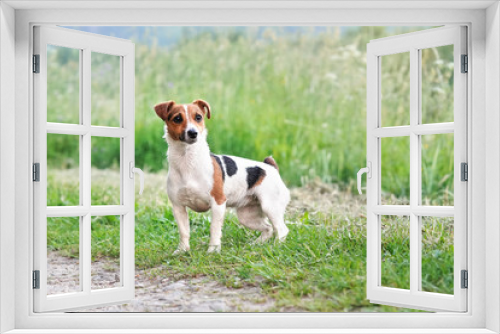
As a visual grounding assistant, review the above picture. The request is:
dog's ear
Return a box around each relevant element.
[154,101,175,121]
[192,99,211,119]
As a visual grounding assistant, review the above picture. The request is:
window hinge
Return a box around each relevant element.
[33,54,40,73]
[461,54,468,73]
[33,163,40,182]
[461,162,468,181]
[461,270,468,289]
[33,270,40,289]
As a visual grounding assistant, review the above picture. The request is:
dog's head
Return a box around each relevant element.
[154,99,211,145]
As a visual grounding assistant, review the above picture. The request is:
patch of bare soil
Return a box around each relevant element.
[48,251,275,312]
[288,178,366,218]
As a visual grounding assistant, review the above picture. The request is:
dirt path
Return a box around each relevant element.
[48,251,276,312]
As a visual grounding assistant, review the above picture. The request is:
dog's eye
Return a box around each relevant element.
[173,115,183,124]
[195,114,203,122]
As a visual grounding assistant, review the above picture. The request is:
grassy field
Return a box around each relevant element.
[47,169,454,312]
[45,26,455,312]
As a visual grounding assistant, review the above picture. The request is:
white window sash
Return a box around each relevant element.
[32,25,136,312]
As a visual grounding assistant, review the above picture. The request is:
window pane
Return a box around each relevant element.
[421,216,454,294]
[91,215,121,290]
[381,215,410,290]
[421,45,454,124]
[47,217,81,295]
[381,52,410,127]
[47,134,80,206]
[91,136,121,205]
[421,133,454,206]
[47,45,80,124]
[91,52,121,127]
[381,136,410,205]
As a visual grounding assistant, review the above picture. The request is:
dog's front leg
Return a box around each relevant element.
[207,200,226,253]
[172,204,190,254]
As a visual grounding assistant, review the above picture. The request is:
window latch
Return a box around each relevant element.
[129,162,144,195]
[357,162,372,195]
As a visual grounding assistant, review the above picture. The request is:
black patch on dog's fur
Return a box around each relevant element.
[246,166,266,189]
[222,156,238,177]
[211,154,225,181]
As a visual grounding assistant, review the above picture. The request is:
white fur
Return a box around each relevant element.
[164,124,290,253]
[183,104,198,134]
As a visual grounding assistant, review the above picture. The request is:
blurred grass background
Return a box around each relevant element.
[47,26,454,202]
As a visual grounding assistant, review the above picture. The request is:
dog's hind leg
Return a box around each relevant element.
[259,196,289,242]
[236,205,274,243]
[172,204,190,254]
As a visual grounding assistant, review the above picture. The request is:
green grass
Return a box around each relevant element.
[47,169,454,312]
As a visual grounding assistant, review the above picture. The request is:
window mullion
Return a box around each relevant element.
[81,47,92,295]
[409,47,420,294]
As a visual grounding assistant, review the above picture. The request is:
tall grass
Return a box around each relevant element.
[47,26,454,199]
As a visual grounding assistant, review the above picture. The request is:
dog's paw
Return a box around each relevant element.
[207,244,221,253]
[252,230,274,244]
[172,249,185,256]
[172,244,190,256]
[275,225,290,243]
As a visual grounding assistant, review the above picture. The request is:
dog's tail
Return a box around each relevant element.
[264,156,279,172]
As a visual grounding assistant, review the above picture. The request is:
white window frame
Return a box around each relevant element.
[0,1,499,333]
[366,26,468,312]
[33,25,136,312]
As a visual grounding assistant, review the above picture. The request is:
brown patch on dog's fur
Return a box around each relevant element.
[192,99,211,119]
[155,101,188,141]
[264,156,279,171]
[154,101,175,121]
[166,110,188,141]
[210,156,226,205]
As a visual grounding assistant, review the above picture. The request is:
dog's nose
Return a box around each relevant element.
[187,129,198,139]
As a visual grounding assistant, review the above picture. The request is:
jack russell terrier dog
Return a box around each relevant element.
[154,99,290,253]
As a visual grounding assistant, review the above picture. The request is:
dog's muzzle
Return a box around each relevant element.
[181,129,198,144]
